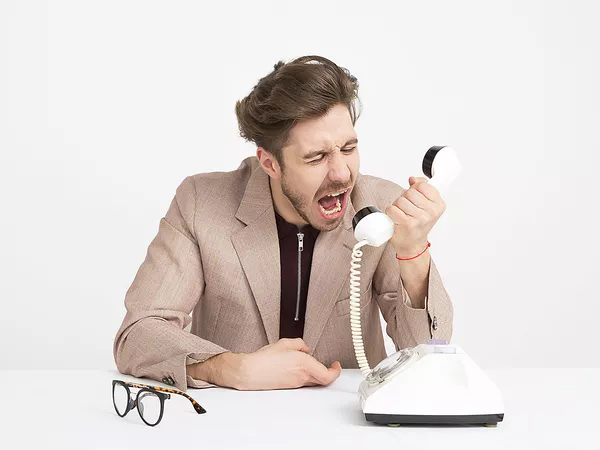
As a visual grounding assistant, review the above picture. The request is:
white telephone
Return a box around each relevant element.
[349,146,504,427]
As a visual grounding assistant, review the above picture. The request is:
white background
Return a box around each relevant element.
[1,0,598,371]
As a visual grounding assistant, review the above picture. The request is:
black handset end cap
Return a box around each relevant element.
[352,206,383,230]
[423,146,446,179]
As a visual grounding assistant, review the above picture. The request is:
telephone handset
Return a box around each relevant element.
[349,146,462,378]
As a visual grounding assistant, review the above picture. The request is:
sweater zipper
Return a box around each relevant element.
[294,231,304,321]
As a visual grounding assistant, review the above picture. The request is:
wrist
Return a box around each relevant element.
[191,352,246,389]
[395,241,430,260]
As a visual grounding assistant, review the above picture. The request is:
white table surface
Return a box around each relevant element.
[2,368,598,450]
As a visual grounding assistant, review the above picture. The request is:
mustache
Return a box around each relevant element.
[317,184,352,198]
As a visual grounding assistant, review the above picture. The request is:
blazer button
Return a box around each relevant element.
[432,316,438,331]
[162,377,170,384]
[168,377,175,386]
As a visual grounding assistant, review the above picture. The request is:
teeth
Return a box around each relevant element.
[326,188,348,198]
[320,197,342,215]
[318,188,347,217]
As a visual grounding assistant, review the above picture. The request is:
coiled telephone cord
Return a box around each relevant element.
[350,240,372,377]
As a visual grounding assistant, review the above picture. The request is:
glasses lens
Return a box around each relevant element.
[138,391,162,425]
[113,383,129,416]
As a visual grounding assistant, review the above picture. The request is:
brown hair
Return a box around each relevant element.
[235,55,361,168]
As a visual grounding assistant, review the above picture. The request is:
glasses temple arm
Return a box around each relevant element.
[123,381,206,414]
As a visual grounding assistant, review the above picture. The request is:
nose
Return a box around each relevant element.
[327,150,351,184]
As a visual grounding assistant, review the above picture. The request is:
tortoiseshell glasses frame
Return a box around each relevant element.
[112,379,206,426]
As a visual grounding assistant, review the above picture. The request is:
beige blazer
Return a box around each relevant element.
[113,156,453,391]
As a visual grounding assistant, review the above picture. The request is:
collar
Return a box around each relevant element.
[274,208,320,240]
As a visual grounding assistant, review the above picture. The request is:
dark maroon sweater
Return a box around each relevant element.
[274,209,320,339]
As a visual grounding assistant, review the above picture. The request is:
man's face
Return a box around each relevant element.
[279,104,359,232]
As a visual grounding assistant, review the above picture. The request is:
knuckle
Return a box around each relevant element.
[416,182,430,195]
[399,197,411,208]
[291,338,305,348]
[279,338,293,348]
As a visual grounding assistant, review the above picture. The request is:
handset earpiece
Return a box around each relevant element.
[349,146,461,376]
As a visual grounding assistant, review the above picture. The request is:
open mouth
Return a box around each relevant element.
[317,188,349,219]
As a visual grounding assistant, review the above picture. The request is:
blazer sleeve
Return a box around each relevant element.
[373,241,453,350]
[113,176,228,391]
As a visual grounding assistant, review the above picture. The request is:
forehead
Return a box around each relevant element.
[287,104,356,154]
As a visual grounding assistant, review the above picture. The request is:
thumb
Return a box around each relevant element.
[328,361,342,381]
[409,176,428,186]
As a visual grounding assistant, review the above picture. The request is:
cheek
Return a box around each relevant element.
[301,172,326,200]
[350,154,360,176]
[287,173,319,203]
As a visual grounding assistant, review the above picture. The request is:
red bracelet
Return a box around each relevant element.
[396,241,431,260]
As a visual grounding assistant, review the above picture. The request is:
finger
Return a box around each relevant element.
[393,196,422,218]
[411,180,442,203]
[327,361,342,382]
[281,338,310,352]
[281,338,312,354]
[307,362,342,386]
[297,345,312,354]
[304,357,342,386]
[402,187,431,210]
[386,203,410,224]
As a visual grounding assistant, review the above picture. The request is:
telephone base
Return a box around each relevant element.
[366,413,504,427]
[358,343,505,427]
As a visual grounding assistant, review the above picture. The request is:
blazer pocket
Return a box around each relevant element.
[334,280,373,317]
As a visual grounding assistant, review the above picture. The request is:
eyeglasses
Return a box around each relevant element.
[112,379,206,426]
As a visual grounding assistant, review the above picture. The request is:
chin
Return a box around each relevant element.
[312,216,344,232]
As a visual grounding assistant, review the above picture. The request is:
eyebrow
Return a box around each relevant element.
[302,138,358,160]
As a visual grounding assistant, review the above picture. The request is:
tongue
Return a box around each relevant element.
[318,195,338,210]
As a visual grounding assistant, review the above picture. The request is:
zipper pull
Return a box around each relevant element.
[297,232,304,251]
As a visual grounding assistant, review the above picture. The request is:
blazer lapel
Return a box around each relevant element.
[231,165,281,344]
[303,194,360,353]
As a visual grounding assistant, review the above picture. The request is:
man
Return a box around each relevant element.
[113,55,453,392]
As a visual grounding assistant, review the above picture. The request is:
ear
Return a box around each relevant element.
[257,147,282,179]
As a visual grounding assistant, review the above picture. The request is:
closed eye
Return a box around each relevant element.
[308,147,356,164]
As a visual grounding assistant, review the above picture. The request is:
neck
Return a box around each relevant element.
[269,177,308,228]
